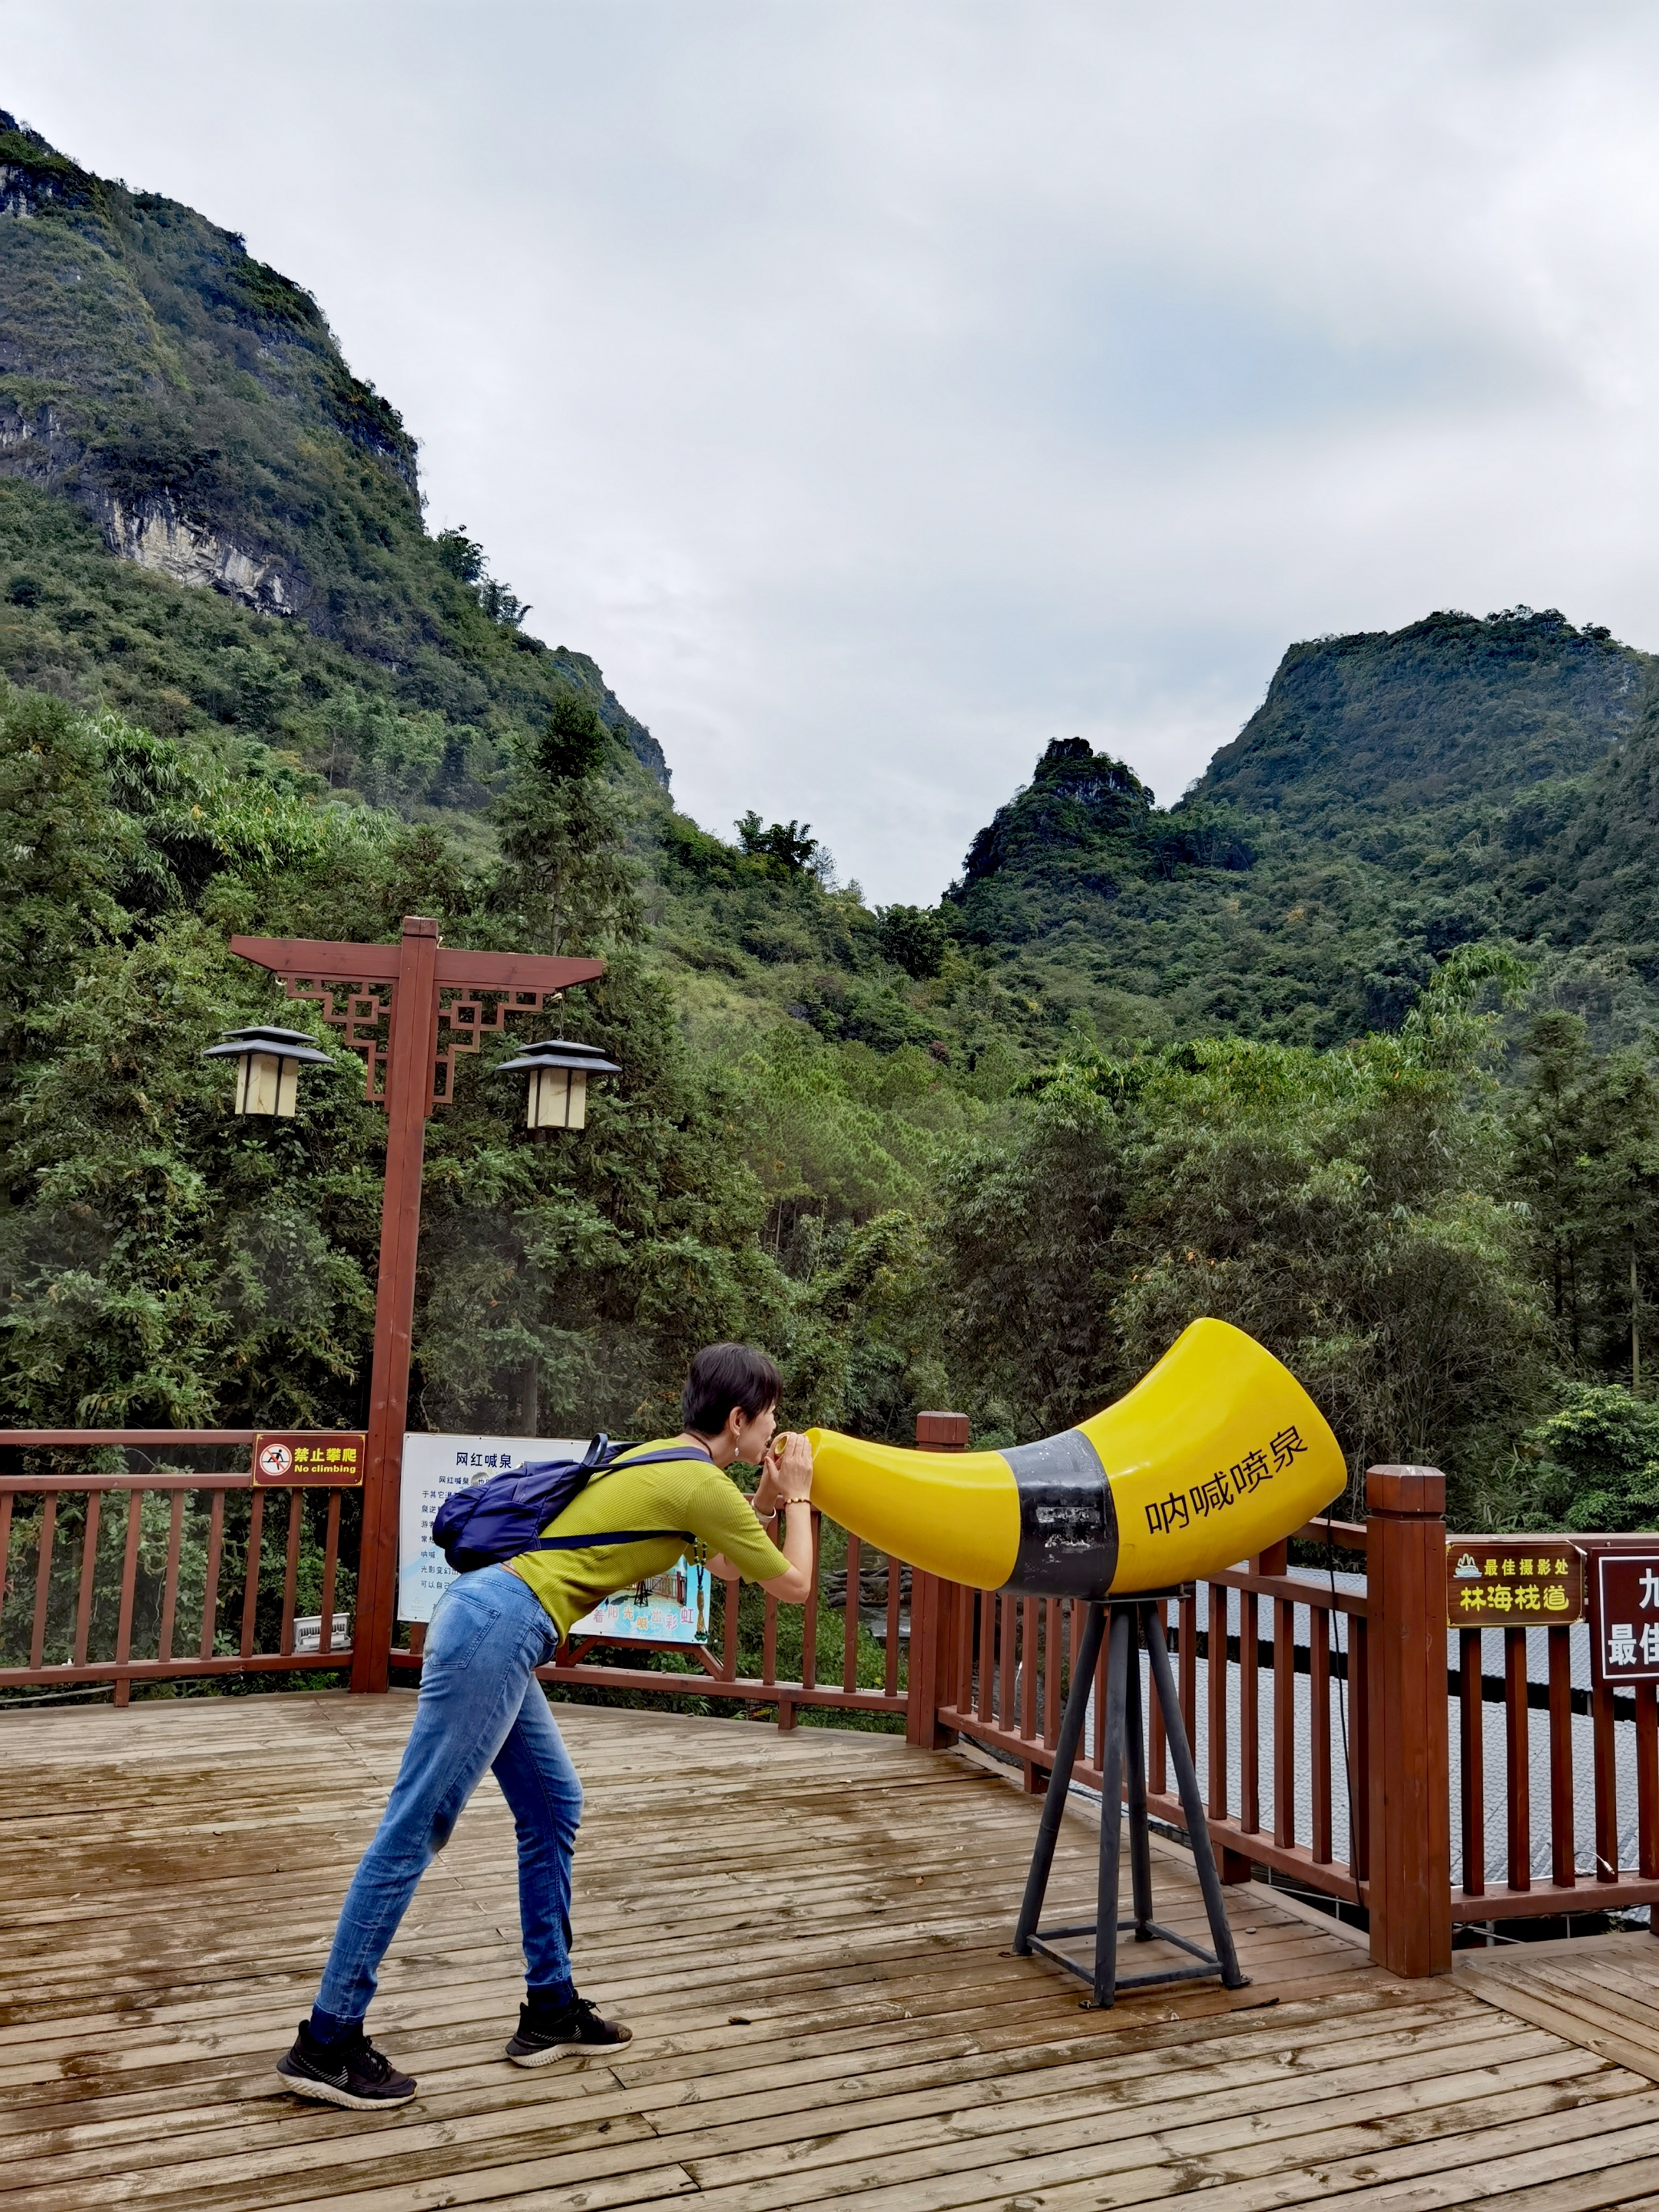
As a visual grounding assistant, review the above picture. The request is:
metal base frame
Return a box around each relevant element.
[1012,1595,1248,2008]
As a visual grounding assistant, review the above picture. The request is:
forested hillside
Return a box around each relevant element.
[949,611,1659,1051]
[1,109,1656,1544]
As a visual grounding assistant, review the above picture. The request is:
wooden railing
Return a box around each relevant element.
[8,1429,1659,1977]
[932,1528,1372,1911]
[390,1520,942,1738]
[0,1433,354,1704]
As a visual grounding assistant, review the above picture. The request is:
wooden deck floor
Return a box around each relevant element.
[6,1696,1659,2212]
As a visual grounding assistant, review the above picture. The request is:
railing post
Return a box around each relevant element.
[1366,1465,1452,1977]
[907,1412,968,1749]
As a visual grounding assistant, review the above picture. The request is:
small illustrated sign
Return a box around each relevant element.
[291,1613,353,1654]
[1445,1538,1584,1624]
[253,1432,366,1486]
[1590,1553,1659,1684]
[569,1562,712,1650]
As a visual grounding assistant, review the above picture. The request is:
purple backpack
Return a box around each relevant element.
[431,1434,709,1575]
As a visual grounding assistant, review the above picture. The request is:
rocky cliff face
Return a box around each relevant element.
[0,111,411,632]
[0,109,671,788]
[95,492,298,615]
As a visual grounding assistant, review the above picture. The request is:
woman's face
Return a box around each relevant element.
[732,1400,778,1464]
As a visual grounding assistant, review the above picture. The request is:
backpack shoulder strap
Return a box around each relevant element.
[594,1445,715,1474]
[523,1525,697,1553]
[520,1445,713,1555]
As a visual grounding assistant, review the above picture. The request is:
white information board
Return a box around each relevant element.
[397,1433,710,1647]
[399,1433,583,1624]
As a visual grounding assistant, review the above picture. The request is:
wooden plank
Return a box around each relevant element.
[1641,1681,1659,1881]
[1521,1959,1659,2045]
[16,2005,1580,2212]
[674,2083,1659,2212]
[0,1995,1452,2156]
[111,1485,145,1708]
[11,2013,1551,2199]
[1273,1584,1294,1849]
[1310,1600,1330,1863]
[1209,1581,1229,1816]
[278,1488,303,1655]
[198,1488,224,1661]
[1594,1674,1621,1882]
[71,1491,104,1664]
[155,1490,185,1664]
[318,1489,342,1656]
[1043,1597,1061,1748]
[656,2029,1583,2178]
[1464,1968,1659,2083]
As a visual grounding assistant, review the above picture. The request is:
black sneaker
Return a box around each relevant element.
[275,2019,418,2110]
[505,1993,633,2068]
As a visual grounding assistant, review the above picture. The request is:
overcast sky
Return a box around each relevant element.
[6,4,1659,900]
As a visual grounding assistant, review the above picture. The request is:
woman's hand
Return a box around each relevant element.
[757,1433,816,1604]
[751,1438,784,1516]
[770,1431,813,1504]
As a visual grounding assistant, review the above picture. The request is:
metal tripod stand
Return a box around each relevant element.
[1012,1593,1247,2008]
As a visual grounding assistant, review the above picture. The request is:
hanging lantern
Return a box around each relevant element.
[203,1025,332,1118]
[495,1037,621,1131]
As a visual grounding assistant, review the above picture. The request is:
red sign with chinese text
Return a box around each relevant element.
[253,1432,366,1486]
[1445,1538,1584,1626]
[1589,1552,1659,1684]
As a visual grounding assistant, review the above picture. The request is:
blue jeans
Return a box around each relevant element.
[313,1568,581,2026]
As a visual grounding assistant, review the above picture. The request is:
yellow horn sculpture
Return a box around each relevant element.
[805,1318,1345,1594]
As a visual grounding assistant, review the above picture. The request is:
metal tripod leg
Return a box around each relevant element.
[1124,1605,1154,1942]
[1092,1603,1132,2006]
[1144,1603,1247,1989]
[1013,1601,1105,1955]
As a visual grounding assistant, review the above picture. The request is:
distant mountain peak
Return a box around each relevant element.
[1200,608,1650,825]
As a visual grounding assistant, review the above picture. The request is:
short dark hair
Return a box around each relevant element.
[682,1343,782,1435]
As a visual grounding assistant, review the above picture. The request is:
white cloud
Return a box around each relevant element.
[7,1,1659,897]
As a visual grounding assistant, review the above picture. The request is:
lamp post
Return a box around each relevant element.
[220,917,605,1692]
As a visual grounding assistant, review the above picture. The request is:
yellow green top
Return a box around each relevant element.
[508,1439,790,1637]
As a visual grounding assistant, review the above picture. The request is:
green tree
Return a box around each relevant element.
[495,690,641,955]
[0,687,124,1088]
[1511,1011,1659,1387]
[412,955,783,1439]
[736,812,822,874]
[0,918,377,1426]
[1523,1385,1659,1532]
[876,903,949,979]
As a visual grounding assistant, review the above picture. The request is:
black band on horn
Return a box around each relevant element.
[1002,1429,1118,1598]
